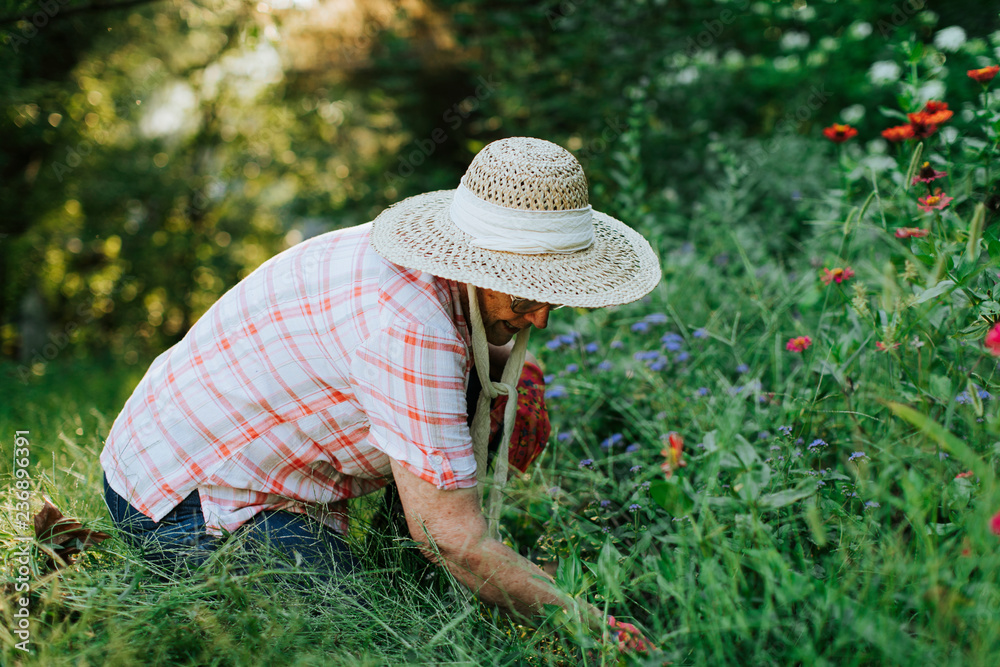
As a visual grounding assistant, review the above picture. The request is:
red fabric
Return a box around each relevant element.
[489,361,551,473]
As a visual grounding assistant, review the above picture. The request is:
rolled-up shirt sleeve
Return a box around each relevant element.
[351,321,479,489]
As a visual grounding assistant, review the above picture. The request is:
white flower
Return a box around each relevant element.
[849,22,872,40]
[780,31,810,51]
[859,155,898,174]
[933,26,967,52]
[841,104,866,124]
[868,61,902,85]
[773,55,800,72]
[819,36,839,52]
[917,80,946,105]
[675,66,700,85]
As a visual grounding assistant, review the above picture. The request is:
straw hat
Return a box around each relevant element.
[370,137,661,308]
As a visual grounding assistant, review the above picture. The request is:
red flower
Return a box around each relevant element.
[955,471,974,479]
[912,161,948,185]
[920,100,954,125]
[660,432,686,480]
[906,113,939,139]
[917,189,954,212]
[786,336,812,353]
[985,322,1000,356]
[821,267,855,285]
[991,510,1000,537]
[607,616,657,654]
[875,341,900,351]
[823,123,858,143]
[968,65,999,83]
[881,124,915,142]
[895,227,930,239]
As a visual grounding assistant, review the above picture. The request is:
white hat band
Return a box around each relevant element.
[449,182,594,254]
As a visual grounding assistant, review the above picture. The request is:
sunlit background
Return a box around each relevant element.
[2,0,998,375]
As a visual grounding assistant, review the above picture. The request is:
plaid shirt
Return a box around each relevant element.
[100,222,478,535]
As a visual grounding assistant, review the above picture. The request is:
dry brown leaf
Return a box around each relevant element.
[33,498,111,570]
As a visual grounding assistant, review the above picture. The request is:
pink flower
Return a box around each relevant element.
[985,322,1000,356]
[895,227,930,239]
[821,267,855,285]
[912,161,948,185]
[875,341,900,352]
[786,336,812,353]
[917,189,954,212]
[991,510,1000,537]
[607,616,656,654]
[955,471,974,479]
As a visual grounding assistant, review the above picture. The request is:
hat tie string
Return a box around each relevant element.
[450,182,594,254]
[466,283,529,538]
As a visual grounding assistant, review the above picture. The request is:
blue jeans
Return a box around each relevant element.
[103,474,358,577]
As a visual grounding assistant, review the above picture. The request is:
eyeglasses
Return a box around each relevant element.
[509,296,566,315]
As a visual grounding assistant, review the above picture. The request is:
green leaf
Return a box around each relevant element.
[757,485,817,511]
[649,478,694,515]
[878,105,910,122]
[911,280,955,305]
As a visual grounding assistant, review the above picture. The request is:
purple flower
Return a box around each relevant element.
[736,363,749,374]
[597,361,613,371]
[661,332,684,351]
[778,425,792,436]
[807,438,828,450]
[644,313,668,324]
[848,451,866,461]
[601,433,624,449]
[640,481,651,489]
[629,465,641,473]
[631,321,650,333]
[769,445,781,451]
[545,339,562,350]
[557,432,572,442]
[649,360,667,372]
[584,342,600,354]
[626,443,640,453]
[675,351,690,362]
[545,385,567,399]
[758,431,771,440]
[558,332,580,345]
[579,458,594,468]
[956,392,971,404]
[864,501,880,509]
[697,387,709,396]
[729,386,744,396]
[629,503,641,512]
[693,328,707,339]
[600,499,611,508]
[978,388,992,400]
[610,340,625,349]
[543,374,556,384]
[634,350,660,361]
[565,363,579,373]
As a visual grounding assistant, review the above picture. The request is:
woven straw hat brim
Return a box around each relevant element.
[370,190,662,309]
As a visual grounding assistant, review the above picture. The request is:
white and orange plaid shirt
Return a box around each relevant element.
[100,222,479,535]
